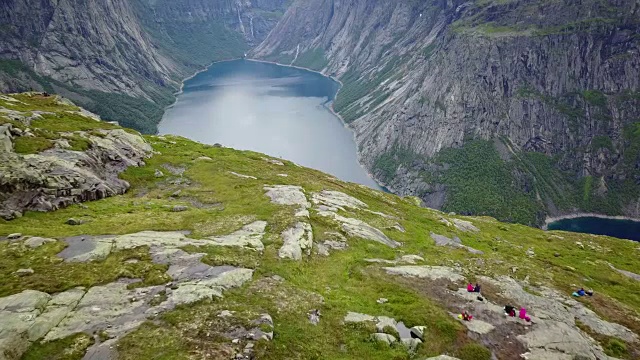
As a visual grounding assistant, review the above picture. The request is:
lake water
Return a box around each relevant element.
[159,59,381,190]
[547,217,640,241]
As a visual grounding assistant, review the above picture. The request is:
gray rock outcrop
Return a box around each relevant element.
[279,222,313,260]
[0,129,152,220]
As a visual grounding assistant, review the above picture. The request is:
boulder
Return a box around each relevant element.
[66,218,85,225]
[409,326,426,340]
[154,169,164,178]
[371,333,397,345]
[24,237,56,248]
[171,205,188,212]
[7,233,22,240]
[14,268,34,277]
[264,185,309,208]
[375,316,397,332]
[279,222,313,260]
[401,338,422,352]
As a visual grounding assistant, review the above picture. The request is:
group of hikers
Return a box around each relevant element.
[460,282,532,322]
[459,282,593,324]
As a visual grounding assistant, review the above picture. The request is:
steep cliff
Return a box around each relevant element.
[0,0,288,133]
[254,0,640,225]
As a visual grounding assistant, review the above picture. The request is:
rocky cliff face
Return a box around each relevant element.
[0,0,288,133]
[254,0,640,225]
[0,94,153,220]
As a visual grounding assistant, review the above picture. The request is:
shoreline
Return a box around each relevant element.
[543,213,640,230]
[245,58,385,190]
[158,57,243,134]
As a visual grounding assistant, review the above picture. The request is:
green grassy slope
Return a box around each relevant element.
[1,94,639,359]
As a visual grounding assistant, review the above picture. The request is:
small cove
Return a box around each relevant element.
[159,59,381,190]
[546,216,640,241]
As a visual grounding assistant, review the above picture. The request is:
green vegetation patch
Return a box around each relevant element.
[21,333,95,360]
[435,140,543,225]
[294,48,329,71]
[13,136,54,154]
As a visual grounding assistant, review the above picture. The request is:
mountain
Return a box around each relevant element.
[0,0,288,133]
[253,0,640,226]
[1,93,639,360]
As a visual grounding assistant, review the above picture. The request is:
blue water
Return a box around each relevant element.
[547,217,640,241]
[159,59,381,190]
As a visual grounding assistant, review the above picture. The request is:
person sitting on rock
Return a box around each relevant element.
[572,288,586,297]
[473,283,481,293]
[467,283,474,292]
[462,311,473,321]
[504,305,516,317]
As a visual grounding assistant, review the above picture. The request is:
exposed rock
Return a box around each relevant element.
[154,169,164,178]
[377,298,388,304]
[207,221,268,251]
[311,190,368,210]
[66,218,85,226]
[23,236,56,248]
[526,248,536,257]
[171,205,188,212]
[383,266,465,282]
[608,263,640,282]
[375,316,397,332]
[196,156,213,161]
[371,333,397,345]
[7,233,22,240]
[0,129,152,220]
[452,219,480,232]
[431,233,483,254]
[14,268,34,277]
[229,171,257,180]
[344,312,376,323]
[400,255,424,264]
[424,356,461,360]
[0,124,13,153]
[317,210,400,248]
[409,326,425,340]
[277,174,288,177]
[264,185,310,208]
[517,321,607,360]
[457,317,495,335]
[262,157,284,166]
[308,309,321,325]
[279,222,313,260]
[401,337,422,352]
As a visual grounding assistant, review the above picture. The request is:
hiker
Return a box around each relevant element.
[467,283,474,292]
[504,305,516,317]
[573,288,586,297]
[473,283,481,293]
[519,307,531,322]
[461,311,473,321]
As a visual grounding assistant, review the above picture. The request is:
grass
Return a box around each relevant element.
[21,333,95,360]
[0,242,169,297]
[3,97,640,359]
[13,136,54,154]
